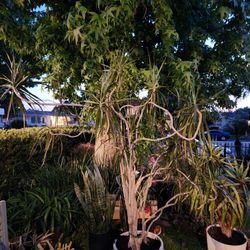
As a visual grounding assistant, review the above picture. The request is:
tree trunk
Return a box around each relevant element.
[220,224,232,238]
[94,131,118,166]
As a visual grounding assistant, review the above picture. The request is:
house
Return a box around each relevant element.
[0,108,5,128]
[209,108,250,131]
[7,109,77,127]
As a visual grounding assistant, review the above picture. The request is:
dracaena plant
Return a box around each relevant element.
[214,161,249,237]
[188,141,250,238]
[84,52,202,250]
[0,53,41,121]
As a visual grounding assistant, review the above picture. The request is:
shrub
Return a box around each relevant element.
[7,187,80,237]
[7,160,85,238]
[0,126,93,199]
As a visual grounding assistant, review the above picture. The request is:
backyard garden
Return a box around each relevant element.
[1,55,250,250]
[0,1,250,250]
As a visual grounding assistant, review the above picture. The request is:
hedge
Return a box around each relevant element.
[0,126,93,199]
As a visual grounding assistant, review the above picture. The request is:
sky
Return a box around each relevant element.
[26,86,59,111]
[27,85,250,111]
[236,94,250,109]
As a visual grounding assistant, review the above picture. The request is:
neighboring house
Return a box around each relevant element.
[210,108,250,131]
[25,110,49,127]
[0,108,5,128]
[7,109,77,127]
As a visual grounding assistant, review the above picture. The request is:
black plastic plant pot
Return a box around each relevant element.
[113,231,164,250]
[89,231,113,250]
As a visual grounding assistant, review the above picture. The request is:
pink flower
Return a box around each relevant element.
[145,207,151,214]
[148,156,157,167]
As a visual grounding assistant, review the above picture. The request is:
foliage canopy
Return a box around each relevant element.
[0,0,249,108]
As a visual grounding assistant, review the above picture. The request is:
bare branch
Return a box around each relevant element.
[145,191,191,232]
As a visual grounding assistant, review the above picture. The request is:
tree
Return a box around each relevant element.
[0,53,41,120]
[0,1,44,112]
[0,0,249,108]
[224,108,250,137]
[0,1,44,79]
[66,0,250,104]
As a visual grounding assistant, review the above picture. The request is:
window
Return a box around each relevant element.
[31,116,36,124]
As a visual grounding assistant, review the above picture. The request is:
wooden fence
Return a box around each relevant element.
[0,200,8,249]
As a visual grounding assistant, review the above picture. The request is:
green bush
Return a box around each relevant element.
[0,126,93,199]
[6,160,85,239]
[7,187,79,237]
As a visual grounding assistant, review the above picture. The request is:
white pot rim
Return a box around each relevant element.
[206,224,248,246]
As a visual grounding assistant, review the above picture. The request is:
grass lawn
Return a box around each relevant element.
[162,226,206,250]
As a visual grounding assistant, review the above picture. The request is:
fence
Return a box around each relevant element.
[212,140,250,158]
[0,200,8,249]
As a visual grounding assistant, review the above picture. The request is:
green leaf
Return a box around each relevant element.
[218,6,231,19]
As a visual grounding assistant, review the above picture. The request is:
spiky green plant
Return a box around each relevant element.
[74,166,115,234]
[0,53,41,121]
[188,141,250,238]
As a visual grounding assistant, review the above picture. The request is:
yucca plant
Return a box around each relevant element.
[74,166,115,234]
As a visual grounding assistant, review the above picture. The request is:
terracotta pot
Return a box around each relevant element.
[113,231,164,250]
[206,224,247,250]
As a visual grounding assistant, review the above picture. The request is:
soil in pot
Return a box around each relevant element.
[208,226,246,246]
[116,235,161,250]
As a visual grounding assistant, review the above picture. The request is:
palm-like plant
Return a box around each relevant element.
[0,53,41,121]
[210,161,249,238]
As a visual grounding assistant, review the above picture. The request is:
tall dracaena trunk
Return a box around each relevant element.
[118,115,149,250]
[219,211,233,238]
[220,223,233,238]
[94,127,118,166]
[120,156,142,250]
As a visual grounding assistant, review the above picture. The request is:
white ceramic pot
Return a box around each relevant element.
[206,224,247,250]
[113,231,164,250]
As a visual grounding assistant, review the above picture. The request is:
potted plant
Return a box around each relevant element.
[74,166,115,250]
[206,160,249,250]
[85,53,202,250]
[189,142,249,250]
